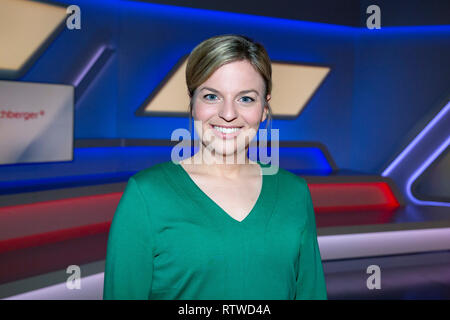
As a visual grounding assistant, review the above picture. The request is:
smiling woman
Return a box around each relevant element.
[190,60,267,152]
[185,34,272,160]
[103,34,327,300]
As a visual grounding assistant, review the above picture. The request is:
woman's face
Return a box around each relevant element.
[192,59,270,161]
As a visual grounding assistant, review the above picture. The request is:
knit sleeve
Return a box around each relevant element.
[294,181,327,300]
[103,177,155,300]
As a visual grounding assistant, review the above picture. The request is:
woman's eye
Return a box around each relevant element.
[240,96,255,103]
[203,94,217,101]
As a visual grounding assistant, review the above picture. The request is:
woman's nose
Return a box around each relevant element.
[218,99,238,121]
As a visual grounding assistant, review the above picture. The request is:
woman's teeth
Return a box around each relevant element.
[213,126,242,134]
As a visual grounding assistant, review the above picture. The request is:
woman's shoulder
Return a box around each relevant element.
[129,160,175,188]
[259,161,308,190]
[277,167,309,195]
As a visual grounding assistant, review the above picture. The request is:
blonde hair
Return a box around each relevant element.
[185,34,273,133]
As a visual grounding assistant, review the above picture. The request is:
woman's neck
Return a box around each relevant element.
[180,147,259,180]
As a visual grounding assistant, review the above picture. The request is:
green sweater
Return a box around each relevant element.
[103,160,327,300]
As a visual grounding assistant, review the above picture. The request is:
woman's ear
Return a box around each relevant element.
[262,107,268,123]
[262,94,271,122]
[190,99,195,118]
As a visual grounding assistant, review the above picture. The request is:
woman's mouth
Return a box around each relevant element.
[209,124,244,139]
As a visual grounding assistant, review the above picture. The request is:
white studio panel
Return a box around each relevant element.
[0,80,74,165]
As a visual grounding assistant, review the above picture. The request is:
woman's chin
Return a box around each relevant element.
[201,144,248,162]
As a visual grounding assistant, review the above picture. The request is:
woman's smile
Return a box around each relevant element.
[209,124,244,140]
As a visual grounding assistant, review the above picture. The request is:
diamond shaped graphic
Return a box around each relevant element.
[0,0,67,79]
[136,56,330,119]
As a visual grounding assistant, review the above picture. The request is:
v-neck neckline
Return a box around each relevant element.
[169,160,267,226]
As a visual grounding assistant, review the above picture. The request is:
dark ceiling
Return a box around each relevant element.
[131,0,450,27]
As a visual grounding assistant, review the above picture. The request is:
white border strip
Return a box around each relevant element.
[4,228,450,299]
[318,227,450,260]
[3,273,104,300]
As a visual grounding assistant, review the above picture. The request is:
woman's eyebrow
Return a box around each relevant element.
[200,87,259,96]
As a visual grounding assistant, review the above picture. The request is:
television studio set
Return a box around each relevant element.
[0,0,449,304]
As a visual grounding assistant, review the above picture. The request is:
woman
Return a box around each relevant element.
[103,34,327,300]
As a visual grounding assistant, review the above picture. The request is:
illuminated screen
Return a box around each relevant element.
[0,80,74,165]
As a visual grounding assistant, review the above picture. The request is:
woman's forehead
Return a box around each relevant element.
[201,60,265,93]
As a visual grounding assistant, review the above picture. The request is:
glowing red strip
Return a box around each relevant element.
[309,182,400,212]
[0,221,111,254]
[0,182,400,253]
